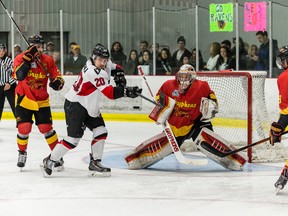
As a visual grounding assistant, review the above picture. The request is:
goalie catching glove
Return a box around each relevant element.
[49,76,65,91]
[124,86,142,98]
[200,97,218,122]
[270,122,284,145]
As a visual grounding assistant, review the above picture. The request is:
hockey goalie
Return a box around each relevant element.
[124,64,246,171]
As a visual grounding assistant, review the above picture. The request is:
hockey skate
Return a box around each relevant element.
[17,150,27,171]
[275,166,288,194]
[88,154,111,177]
[40,155,55,178]
[54,158,65,172]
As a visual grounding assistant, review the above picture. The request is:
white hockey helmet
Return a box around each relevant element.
[176,64,196,93]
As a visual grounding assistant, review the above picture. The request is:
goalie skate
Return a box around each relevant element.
[195,128,247,171]
[88,154,111,177]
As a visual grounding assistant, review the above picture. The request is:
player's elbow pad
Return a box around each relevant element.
[113,86,125,99]
[16,62,31,81]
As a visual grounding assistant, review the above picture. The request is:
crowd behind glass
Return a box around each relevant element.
[8,30,279,78]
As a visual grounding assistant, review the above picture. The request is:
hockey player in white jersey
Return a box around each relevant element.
[41,43,142,177]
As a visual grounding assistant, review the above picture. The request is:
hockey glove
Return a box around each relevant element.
[124,86,142,98]
[113,68,127,87]
[270,122,284,145]
[49,76,65,91]
[22,45,40,63]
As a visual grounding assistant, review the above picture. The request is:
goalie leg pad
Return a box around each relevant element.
[195,128,247,171]
[124,132,173,169]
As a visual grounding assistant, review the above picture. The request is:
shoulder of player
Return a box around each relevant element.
[193,79,209,86]
[40,53,54,61]
[277,70,288,83]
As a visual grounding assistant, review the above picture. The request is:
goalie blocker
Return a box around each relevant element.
[125,128,246,171]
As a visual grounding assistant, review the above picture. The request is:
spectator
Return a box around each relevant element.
[149,43,161,64]
[110,41,126,67]
[255,31,278,74]
[215,46,236,70]
[221,39,232,51]
[64,44,87,75]
[204,42,220,71]
[125,50,139,75]
[190,48,204,70]
[156,48,173,75]
[0,43,16,122]
[231,37,248,70]
[172,36,192,67]
[9,44,22,58]
[182,56,190,65]
[44,41,60,67]
[246,44,260,70]
[139,50,152,75]
[45,41,55,56]
[138,40,149,63]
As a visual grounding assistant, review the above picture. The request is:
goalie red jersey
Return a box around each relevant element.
[13,52,62,110]
[156,78,217,138]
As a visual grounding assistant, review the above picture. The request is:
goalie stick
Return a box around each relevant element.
[137,66,208,166]
[199,130,288,158]
[0,0,52,81]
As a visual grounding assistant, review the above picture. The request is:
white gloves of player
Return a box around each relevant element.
[200,97,219,122]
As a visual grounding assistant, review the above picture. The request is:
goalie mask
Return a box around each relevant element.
[176,64,196,94]
[276,45,288,69]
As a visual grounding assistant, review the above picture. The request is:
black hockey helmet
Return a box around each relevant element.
[0,43,6,50]
[92,43,110,59]
[28,34,45,45]
[276,45,288,69]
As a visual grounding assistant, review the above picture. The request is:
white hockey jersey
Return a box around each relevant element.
[65,59,117,117]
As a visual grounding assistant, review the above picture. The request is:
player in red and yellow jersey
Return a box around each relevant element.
[155,64,217,145]
[270,45,288,193]
[13,34,64,170]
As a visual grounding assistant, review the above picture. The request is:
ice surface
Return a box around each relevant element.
[0,120,287,216]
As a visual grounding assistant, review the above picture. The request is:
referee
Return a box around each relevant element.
[0,43,16,121]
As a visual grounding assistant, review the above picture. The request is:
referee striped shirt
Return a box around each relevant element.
[0,55,16,86]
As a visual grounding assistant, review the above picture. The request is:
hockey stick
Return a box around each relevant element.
[136,92,161,107]
[137,66,208,166]
[0,0,51,80]
[200,130,288,158]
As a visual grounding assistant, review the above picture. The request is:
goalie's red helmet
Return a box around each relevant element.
[276,45,288,69]
[28,34,45,45]
[92,43,110,59]
[176,64,196,94]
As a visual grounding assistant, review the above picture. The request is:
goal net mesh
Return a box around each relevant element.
[181,71,288,163]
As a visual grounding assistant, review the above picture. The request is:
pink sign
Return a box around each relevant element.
[244,2,266,32]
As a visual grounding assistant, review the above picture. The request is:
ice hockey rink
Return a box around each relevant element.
[0,119,288,216]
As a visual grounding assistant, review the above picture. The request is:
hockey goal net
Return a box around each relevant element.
[182,71,288,163]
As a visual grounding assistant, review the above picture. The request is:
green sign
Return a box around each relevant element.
[210,3,233,32]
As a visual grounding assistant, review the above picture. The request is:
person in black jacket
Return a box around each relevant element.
[172,36,192,67]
